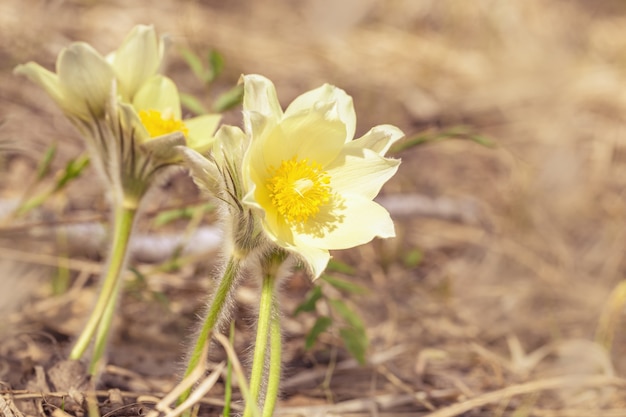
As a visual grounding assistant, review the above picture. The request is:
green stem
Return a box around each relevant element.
[243,274,273,417]
[178,256,240,405]
[262,292,282,417]
[69,204,137,363]
[90,273,124,374]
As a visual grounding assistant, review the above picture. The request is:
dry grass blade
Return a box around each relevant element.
[162,362,225,417]
[423,375,626,417]
[274,393,417,416]
[0,395,16,417]
[213,333,257,417]
[144,359,209,417]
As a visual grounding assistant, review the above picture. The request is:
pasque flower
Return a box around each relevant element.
[14,24,220,205]
[241,75,402,278]
[14,25,220,374]
[178,75,402,414]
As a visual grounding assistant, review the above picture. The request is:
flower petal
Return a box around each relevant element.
[178,146,222,196]
[242,74,283,120]
[326,148,400,199]
[260,108,347,169]
[296,195,395,250]
[140,131,186,162]
[347,124,404,156]
[185,114,221,154]
[284,83,356,141]
[14,62,65,111]
[109,25,161,101]
[132,75,181,119]
[290,244,330,280]
[57,42,115,119]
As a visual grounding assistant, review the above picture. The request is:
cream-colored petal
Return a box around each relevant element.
[242,74,283,120]
[110,25,161,101]
[326,148,400,199]
[14,62,65,110]
[288,243,331,279]
[57,42,115,119]
[261,109,347,169]
[284,83,356,141]
[347,125,405,156]
[185,114,221,153]
[140,131,186,162]
[116,101,151,142]
[296,195,395,250]
[132,75,181,119]
[179,146,222,196]
[242,74,283,138]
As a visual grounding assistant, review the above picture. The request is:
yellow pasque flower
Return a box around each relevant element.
[14,25,220,204]
[241,75,402,278]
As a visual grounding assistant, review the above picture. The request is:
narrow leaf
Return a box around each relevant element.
[305,316,332,350]
[180,48,207,83]
[339,327,368,365]
[294,285,323,316]
[53,154,90,191]
[322,275,367,295]
[36,144,57,180]
[212,84,243,113]
[207,50,224,82]
[326,259,356,274]
[180,93,208,115]
[328,299,365,331]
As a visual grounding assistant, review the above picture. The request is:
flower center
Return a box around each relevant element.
[266,157,331,224]
[138,109,188,138]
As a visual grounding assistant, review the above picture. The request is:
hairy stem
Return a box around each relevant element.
[179,256,241,405]
[69,204,137,364]
[262,290,282,417]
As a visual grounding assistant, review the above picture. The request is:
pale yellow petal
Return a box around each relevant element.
[289,243,330,279]
[179,146,222,196]
[14,62,65,110]
[132,75,181,119]
[284,83,356,141]
[260,109,347,169]
[57,42,115,119]
[242,74,283,119]
[296,195,395,250]
[326,148,400,199]
[110,25,161,100]
[347,125,404,156]
[185,114,221,153]
[140,131,186,161]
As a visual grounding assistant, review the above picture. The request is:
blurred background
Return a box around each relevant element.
[2,0,626,415]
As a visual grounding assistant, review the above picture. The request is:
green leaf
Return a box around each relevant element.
[36,144,57,180]
[339,327,368,365]
[326,259,356,275]
[403,248,424,268]
[153,203,214,228]
[328,299,365,331]
[322,275,367,295]
[212,84,244,113]
[390,126,495,153]
[53,154,90,191]
[180,93,208,115]
[294,285,323,316]
[180,48,207,83]
[207,50,224,82]
[305,316,332,350]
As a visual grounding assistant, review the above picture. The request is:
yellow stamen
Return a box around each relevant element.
[139,109,188,138]
[266,157,331,224]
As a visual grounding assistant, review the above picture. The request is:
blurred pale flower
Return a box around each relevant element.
[14,25,220,205]
[241,75,402,278]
